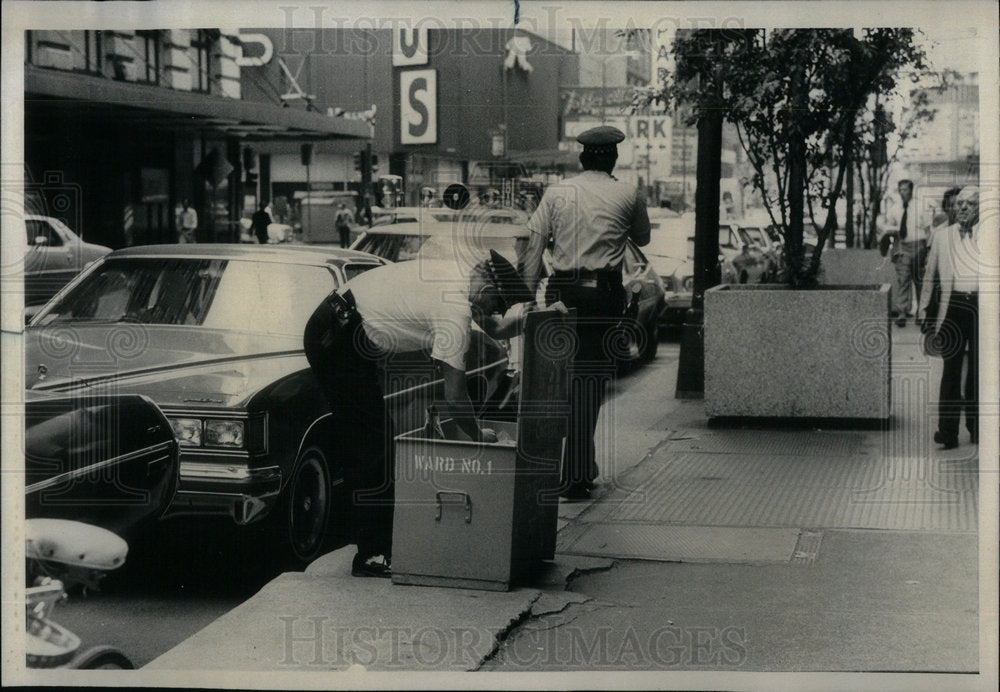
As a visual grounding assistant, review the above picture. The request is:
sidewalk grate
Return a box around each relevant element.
[558,524,802,563]
[602,453,978,532]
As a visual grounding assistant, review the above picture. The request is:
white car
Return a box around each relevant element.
[23,215,112,308]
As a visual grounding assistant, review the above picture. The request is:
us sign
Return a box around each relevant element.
[393,27,428,66]
[400,69,437,144]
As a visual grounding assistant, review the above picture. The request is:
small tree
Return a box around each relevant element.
[853,74,951,248]
[645,28,931,287]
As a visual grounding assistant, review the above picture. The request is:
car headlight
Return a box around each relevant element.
[169,418,203,447]
[681,276,694,292]
[168,417,256,449]
[205,419,244,448]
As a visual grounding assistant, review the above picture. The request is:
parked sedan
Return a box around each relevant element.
[719,223,769,284]
[644,211,695,332]
[24,244,512,566]
[25,392,178,539]
[352,220,666,364]
[24,215,112,308]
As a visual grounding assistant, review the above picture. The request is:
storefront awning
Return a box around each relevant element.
[25,65,371,142]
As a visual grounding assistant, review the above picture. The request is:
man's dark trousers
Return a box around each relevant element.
[938,291,978,442]
[546,273,624,489]
[303,299,394,559]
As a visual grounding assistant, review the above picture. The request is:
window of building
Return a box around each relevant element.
[84,30,102,73]
[136,30,160,84]
[192,30,215,93]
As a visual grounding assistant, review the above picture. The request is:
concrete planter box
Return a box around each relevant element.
[704,283,892,420]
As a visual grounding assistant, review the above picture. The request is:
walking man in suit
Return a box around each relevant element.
[918,186,980,450]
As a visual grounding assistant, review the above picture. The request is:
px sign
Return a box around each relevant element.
[400,69,437,145]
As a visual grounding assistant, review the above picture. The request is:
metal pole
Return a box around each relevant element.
[675,39,724,399]
[306,158,311,240]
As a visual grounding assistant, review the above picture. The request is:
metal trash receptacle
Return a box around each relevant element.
[391,309,573,591]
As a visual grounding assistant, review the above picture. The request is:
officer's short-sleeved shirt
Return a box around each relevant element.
[526,170,650,276]
[345,260,471,371]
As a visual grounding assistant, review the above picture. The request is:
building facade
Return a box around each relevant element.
[24,29,368,248]
[240,27,578,211]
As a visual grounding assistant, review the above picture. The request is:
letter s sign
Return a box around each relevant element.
[400,69,437,144]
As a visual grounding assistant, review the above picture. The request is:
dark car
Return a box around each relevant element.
[24,244,512,565]
[25,392,178,538]
[23,215,112,308]
[352,219,666,364]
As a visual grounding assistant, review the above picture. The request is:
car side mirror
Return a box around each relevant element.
[33,235,49,246]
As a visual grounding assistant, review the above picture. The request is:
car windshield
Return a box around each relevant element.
[743,227,766,245]
[33,257,336,336]
[719,226,737,247]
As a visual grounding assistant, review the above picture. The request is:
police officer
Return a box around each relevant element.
[520,125,651,500]
[303,251,544,577]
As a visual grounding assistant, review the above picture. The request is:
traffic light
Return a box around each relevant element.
[353,151,366,171]
[370,154,379,174]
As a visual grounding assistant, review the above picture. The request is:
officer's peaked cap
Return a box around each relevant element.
[577,126,626,155]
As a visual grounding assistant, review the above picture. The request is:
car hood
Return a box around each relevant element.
[24,325,306,408]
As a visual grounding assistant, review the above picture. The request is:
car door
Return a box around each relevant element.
[24,218,76,305]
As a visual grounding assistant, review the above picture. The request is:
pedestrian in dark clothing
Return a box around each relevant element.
[918,186,980,450]
[520,126,651,500]
[252,203,272,244]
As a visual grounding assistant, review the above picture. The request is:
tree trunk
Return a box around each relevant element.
[786,64,807,285]
[845,127,855,247]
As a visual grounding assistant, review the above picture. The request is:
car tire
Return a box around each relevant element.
[278,445,335,567]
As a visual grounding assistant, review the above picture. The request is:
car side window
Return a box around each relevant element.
[26,219,64,247]
[342,262,382,283]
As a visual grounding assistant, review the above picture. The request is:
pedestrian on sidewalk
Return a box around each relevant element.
[918,185,980,450]
[303,252,547,577]
[177,199,198,244]
[334,203,353,248]
[251,202,272,245]
[878,179,928,327]
[520,125,651,500]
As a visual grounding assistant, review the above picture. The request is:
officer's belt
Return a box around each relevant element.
[551,269,621,288]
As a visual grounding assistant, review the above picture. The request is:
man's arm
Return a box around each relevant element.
[476,301,569,341]
[630,193,651,247]
[438,361,495,442]
[521,199,550,292]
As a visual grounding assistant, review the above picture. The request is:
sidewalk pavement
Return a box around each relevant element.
[147,326,990,683]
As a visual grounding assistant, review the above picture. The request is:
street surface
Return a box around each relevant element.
[51,337,684,669]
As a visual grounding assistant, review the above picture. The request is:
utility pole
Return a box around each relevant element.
[675,33,724,399]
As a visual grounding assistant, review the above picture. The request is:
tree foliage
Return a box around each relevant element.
[642,28,932,287]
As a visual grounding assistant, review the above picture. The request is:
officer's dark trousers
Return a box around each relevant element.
[546,275,625,488]
[937,291,978,441]
[303,300,394,560]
